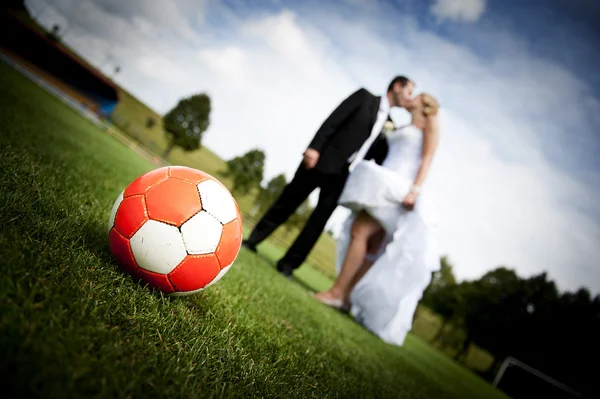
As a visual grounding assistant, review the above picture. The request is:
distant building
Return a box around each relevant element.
[0,11,120,118]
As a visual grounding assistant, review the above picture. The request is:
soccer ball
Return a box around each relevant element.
[107,166,243,296]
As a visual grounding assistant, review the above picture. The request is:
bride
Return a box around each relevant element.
[313,92,442,346]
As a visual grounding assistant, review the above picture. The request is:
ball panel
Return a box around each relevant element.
[145,178,202,226]
[169,254,221,292]
[108,227,139,277]
[197,180,238,224]
[168,166,212,184]
[124,166,169,197]
[108,190,124,232]
[137,268,175,294]
[215,219,243,269]
[204,265,231,289]
[114,195,148,239]
[130,220,188,274]
[180,211,223,255]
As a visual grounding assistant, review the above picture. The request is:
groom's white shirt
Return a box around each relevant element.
[347,93,390,172]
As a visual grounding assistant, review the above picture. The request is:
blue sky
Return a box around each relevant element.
[25,0,600,294]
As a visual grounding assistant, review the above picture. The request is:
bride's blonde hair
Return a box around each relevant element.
[421,93,439,117]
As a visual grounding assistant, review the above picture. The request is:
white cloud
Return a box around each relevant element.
[22,0,600,294]
[430,0,486,23]
[196,47,248,85]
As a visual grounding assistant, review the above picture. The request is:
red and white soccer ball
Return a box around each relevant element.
[107,166,243,296]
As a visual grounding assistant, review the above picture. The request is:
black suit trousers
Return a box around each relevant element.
[246,163,349,269]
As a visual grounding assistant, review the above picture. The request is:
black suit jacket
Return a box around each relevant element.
[307,88,389,175]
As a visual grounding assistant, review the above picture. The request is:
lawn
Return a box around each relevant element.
[0,60,507,398]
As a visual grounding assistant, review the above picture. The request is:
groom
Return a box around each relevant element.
[243,76,415,277]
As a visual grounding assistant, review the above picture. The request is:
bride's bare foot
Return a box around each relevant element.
[312,291,350,311]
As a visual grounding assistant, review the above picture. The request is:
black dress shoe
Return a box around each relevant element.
[276,261,295,279]
[241,240,257,253]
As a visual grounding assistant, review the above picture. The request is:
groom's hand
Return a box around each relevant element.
[303,148,320,169]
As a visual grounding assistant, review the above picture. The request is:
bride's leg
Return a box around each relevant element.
[347,227,386,294]
[314,211,382,304]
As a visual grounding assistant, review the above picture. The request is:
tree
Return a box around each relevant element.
[479,273,596,397]
[3,0,27,12]
[422,256,457,307]
[429,284,465,342]
[162,93,211,158]
[253,174,286,217]
[421,257,461,342]
[458,268,522,361]
[221,149,265,196]
[540,287,598,397]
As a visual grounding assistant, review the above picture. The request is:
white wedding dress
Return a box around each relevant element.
[335,124,441,346]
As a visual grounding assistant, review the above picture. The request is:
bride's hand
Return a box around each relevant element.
[401,191,418,211]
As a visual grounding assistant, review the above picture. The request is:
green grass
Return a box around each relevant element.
[0,60,507,399]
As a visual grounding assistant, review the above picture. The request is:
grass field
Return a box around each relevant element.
[0,60,506,398]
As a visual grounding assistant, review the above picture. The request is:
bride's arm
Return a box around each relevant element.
[412,116,440,191]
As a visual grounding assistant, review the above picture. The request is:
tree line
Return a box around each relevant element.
[422,259,598,398]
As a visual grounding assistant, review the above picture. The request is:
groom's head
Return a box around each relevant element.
[387,76,414,108]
